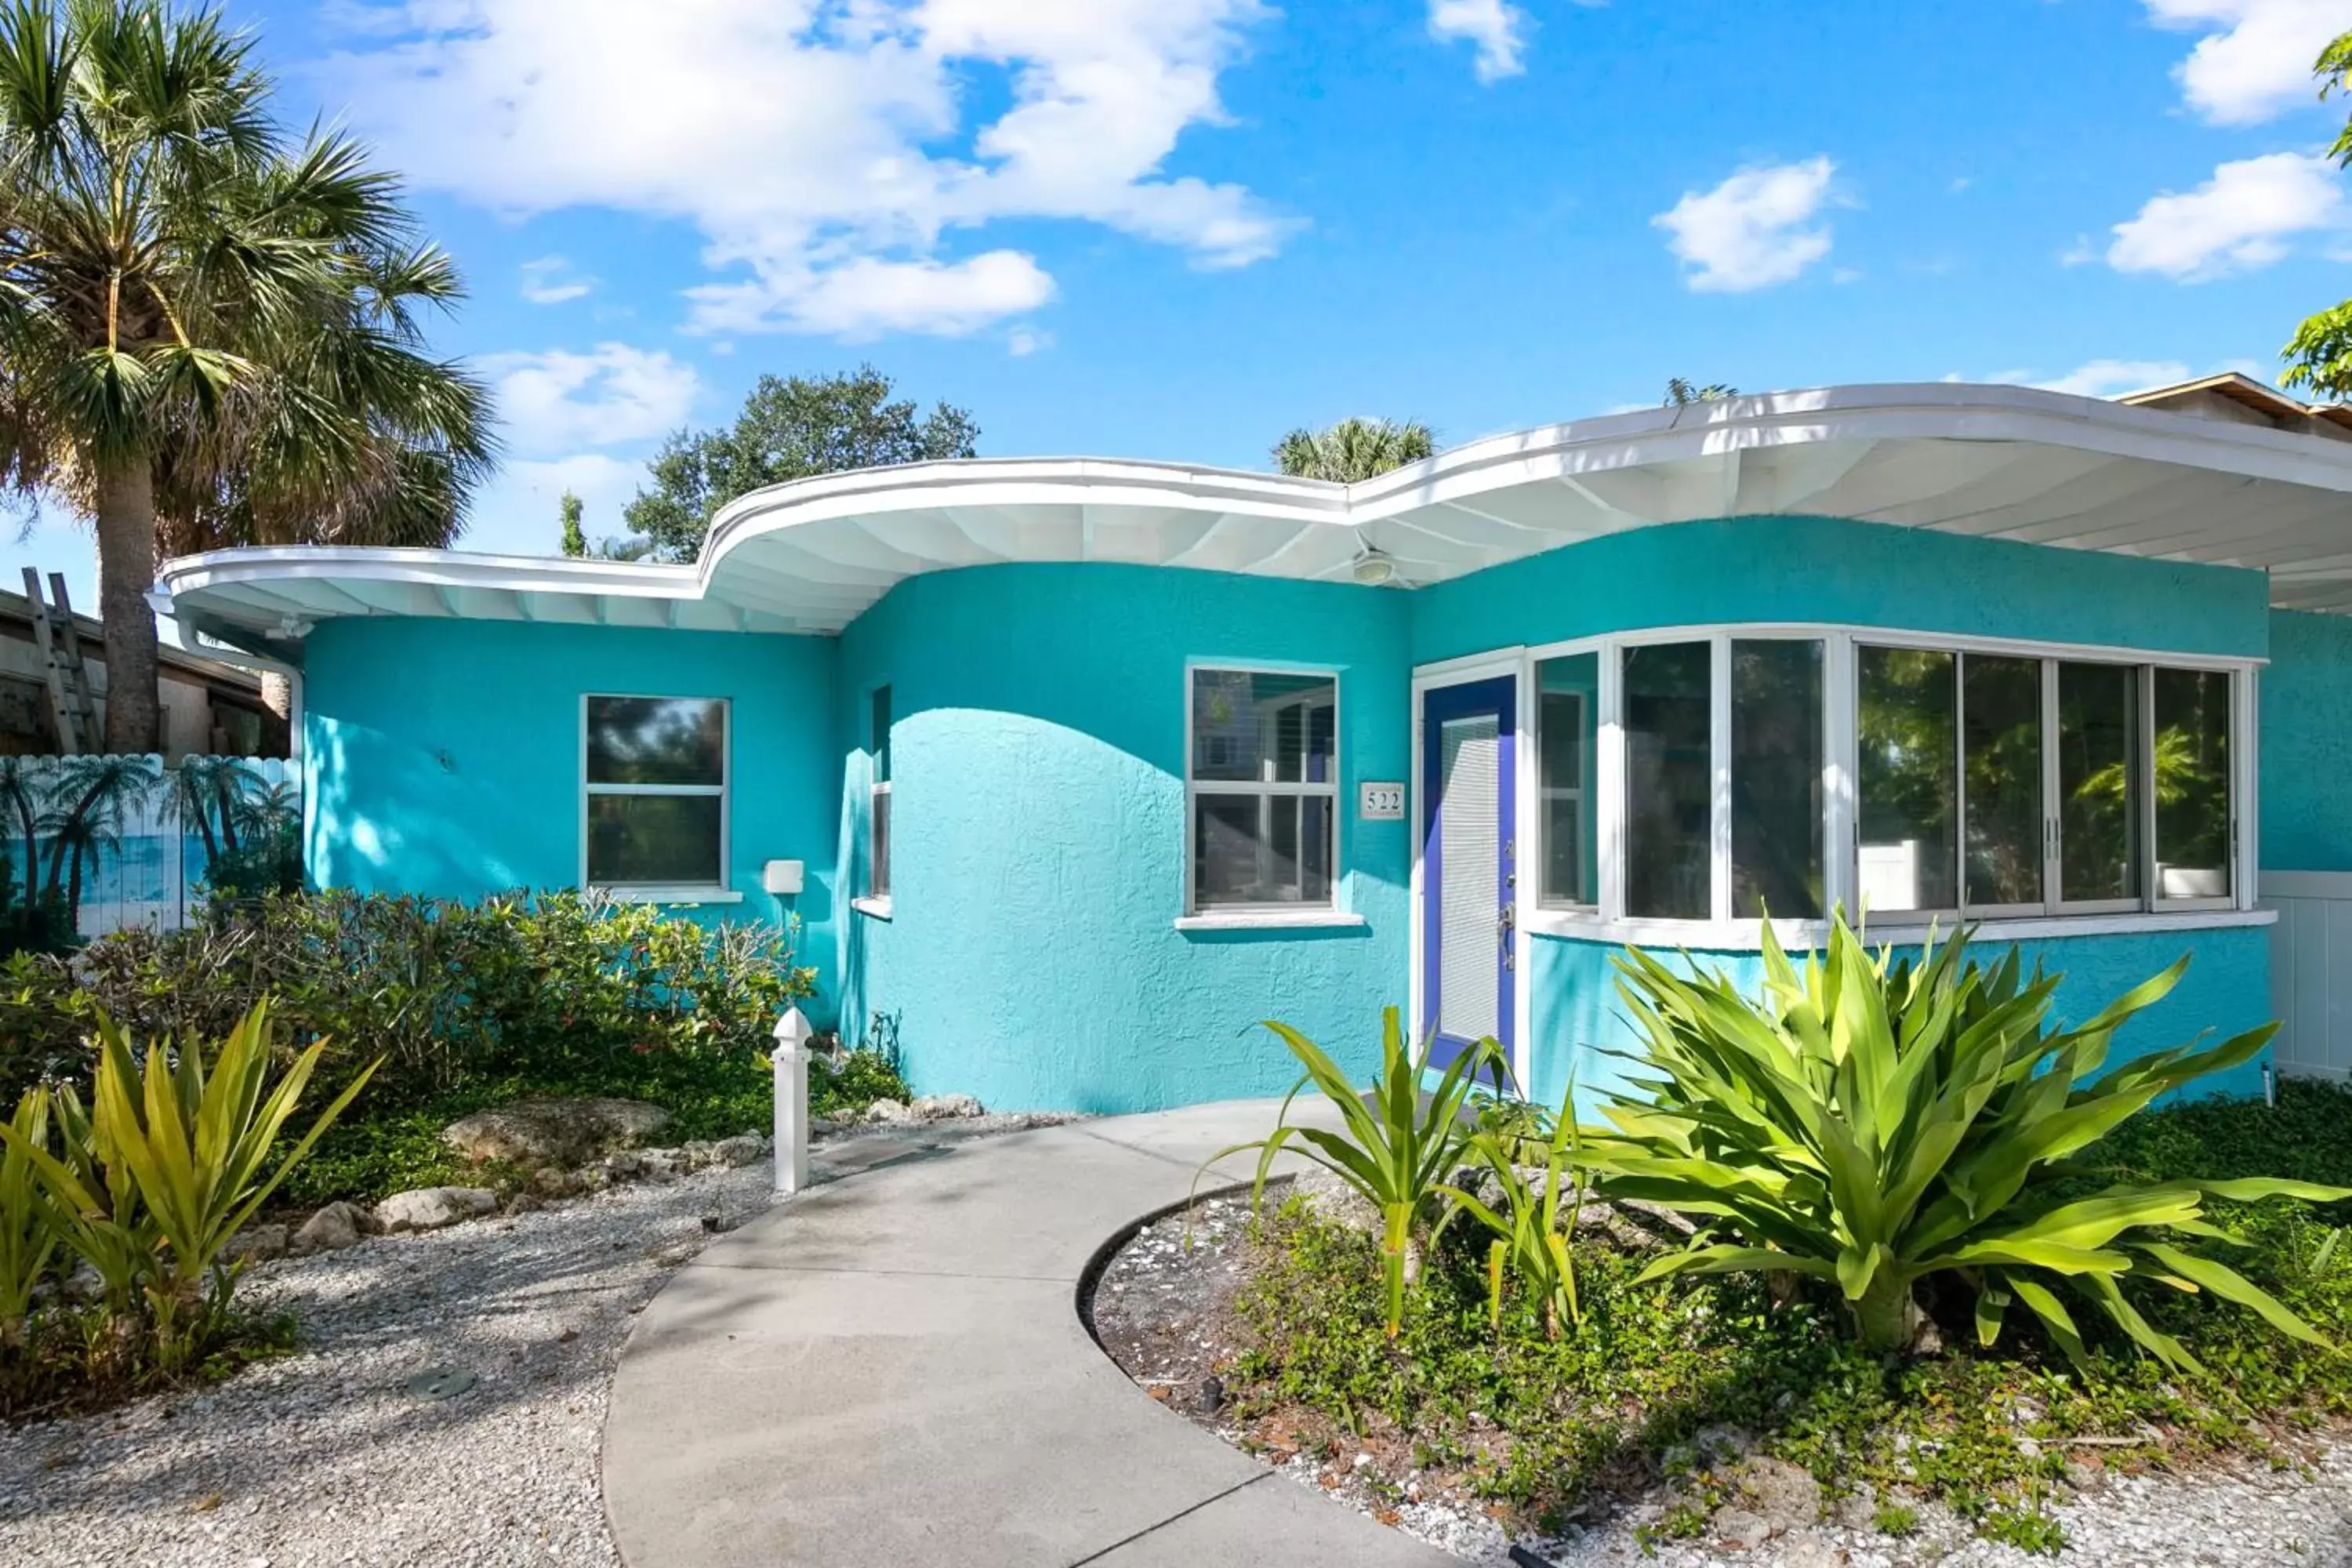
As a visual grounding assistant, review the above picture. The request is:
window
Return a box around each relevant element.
[1523,626,2248,938]
[1537,652,1598,909]
[2153,667,2231,906]
[584,696,728,888]
[1623,641,1711,920]
[1188,668,1338,911]
[869,685,891,903]
[1857,646,1958,915]
[1731,639,1824,919]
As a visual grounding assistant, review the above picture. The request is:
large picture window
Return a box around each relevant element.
[1188,668,1338,912]
[584,696,728,889]
[1517,626,2249,938]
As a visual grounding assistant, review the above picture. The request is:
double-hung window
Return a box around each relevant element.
[583,696,728,891]
[1188,668,1338,912]
[868,685,892,904]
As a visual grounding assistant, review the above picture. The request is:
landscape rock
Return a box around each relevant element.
[441,1097,671,1167]
[375,1186,499,1234]
[863,1098,911,1124]
[290,1201,376,1255]
[909,1093,984,1120]
[221,1224,289,1265]
[708,1134,765,1167]
[1289,1165,1381,1236]
[1730,1455,1821,1534]
[1713,1506,1779,1551]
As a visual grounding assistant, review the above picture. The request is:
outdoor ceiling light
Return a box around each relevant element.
[1351,545,1400,586]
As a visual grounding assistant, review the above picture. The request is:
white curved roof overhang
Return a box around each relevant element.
[158,383,2352,664]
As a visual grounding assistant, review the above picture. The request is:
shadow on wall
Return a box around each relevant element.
[307,717,528,895]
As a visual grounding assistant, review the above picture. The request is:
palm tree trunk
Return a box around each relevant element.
[94,458,162,756]
[259,671,292,730]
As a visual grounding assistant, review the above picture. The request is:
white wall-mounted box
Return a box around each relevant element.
[762,859,805,895]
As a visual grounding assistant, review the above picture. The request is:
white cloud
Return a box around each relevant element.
[2030,359,2198,397]
[1427,0,1530,82]
[1007,326,1051,356]
[1653,157,1840,292]
[2107,151,2343,278]
[2143,0,2346,125]
[519,255,594,305]
[319,0,1287,337]
[477,343,702,456]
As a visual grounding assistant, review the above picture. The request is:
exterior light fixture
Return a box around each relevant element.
[1351,546,1399,586]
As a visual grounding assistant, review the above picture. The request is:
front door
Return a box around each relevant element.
[1420,676,1515,1083]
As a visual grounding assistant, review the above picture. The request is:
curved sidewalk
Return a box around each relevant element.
[601,1102,1454,1567]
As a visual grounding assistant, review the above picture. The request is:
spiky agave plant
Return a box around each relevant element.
[1581,915,2347,1371]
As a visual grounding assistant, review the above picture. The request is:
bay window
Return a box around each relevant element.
[1529,626,2250,936]
[1188,667,1338,912]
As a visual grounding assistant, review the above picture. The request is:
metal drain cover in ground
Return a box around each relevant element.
[404,1366,477,1399]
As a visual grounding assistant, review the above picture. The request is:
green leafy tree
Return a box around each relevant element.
[1270,417,1436,482]
[624,365,978,562]
[558,489,587,557]
[2281,30,2352,399]
[0,0,494,752]
[1664,378,1738,405]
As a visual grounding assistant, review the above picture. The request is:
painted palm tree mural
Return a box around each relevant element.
[0,755,299,953]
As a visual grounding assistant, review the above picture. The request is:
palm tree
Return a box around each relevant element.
[1272,418,1436,483]
[165,752,250,860]
[0,756,45,910]
[36,751,157,898]
[37,802,115,924]
[1664,378,1738,406]
[0,1,495,753]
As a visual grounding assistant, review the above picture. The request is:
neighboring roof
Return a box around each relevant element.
[159,380,2352,658]
[0,583,263,693]
[2118,372,2352,437]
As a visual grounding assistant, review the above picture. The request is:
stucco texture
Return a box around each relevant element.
[1525,924,2273,1115]
[835,563,1413,1112]
[2262,608,2352,873]
[1410,515,2270,666]
[302,617,844,1006]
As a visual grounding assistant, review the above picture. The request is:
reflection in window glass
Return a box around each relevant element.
[1731,640,1824,919]
[586,697,726,786]
[587,794,723,885]
[1963,655,2045,909]
[1857,647,1958,914]
[2057,663,2140,904]
[1537,653,1599,908]
[1624,641,1712,920]
[1189,669,1339,909]
[2154,669,2231,901]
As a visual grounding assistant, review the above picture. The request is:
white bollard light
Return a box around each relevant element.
[771,1005,813,1195]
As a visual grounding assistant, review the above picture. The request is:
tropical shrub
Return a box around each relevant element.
[0,1000,365,1409]
[1443,1089,1588,1338]
[1205,1007,1504,1336]
[1584,914,2347,1368]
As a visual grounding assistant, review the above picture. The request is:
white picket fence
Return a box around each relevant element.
[2267,871,2352,1083]
[1,753,297,938]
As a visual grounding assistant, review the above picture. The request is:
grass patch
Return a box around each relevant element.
[1226,1079,2352,1553]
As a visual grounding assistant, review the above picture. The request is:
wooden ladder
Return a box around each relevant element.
[21,568,100,755]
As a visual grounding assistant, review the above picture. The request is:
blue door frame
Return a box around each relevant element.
[1420,675,1516,1088]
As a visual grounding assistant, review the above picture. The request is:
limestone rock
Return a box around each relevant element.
[376,1186,499,1234]
[441,1098,670,1167]
[863,1098,911,1124]
[909,1093,983,1120]
[1289,1167,1381,1236]
[709,1134,765,1167]
[291,1202,374,1255]
[222,1224,289,1264]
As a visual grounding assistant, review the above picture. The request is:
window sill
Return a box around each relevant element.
[853,895,895,920]
[1521,906,2277,949]
[599,885,744,906]
[1174,909,1368,932]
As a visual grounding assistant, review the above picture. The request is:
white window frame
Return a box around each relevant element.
[580,693,734,902]
[1534,682,1594,912]
[1179,661,1354,927]
[1501,622,2266,950]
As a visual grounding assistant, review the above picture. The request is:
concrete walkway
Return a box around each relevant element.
[601,1103,1456,1567]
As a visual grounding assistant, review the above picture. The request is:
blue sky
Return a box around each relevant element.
[15,0,2352,619]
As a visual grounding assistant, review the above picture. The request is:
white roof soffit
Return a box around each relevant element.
[158,381,2352,658]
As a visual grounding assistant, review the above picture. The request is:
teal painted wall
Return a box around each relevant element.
[1412,516,2270,666]
[1524,925,2274,1114]
[836,563,1414,1112]
[2263,608,2352,872]
[302,618,844,1009]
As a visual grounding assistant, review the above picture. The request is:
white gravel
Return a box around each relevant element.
[0,1115,1066,1568]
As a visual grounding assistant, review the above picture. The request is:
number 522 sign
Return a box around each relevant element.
[1359,782,1405,821]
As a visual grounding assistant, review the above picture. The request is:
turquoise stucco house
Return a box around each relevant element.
[158,378,2352,1113]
